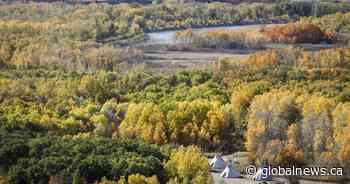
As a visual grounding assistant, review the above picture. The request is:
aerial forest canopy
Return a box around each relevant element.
[1,0,350,184]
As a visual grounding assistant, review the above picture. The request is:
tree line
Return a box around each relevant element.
[174,13,350,50]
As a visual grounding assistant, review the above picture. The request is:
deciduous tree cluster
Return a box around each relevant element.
[246,91,350,170]
[175,28,266,49]
[261,21,324,44]
[0,131,212,184]
[0,132,167,184]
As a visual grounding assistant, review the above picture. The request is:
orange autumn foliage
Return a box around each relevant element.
[279,144,305,167]
[262,22,324,44]
[220,47,350,82]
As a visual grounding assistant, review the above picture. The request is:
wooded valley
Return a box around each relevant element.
[0,0,350,184]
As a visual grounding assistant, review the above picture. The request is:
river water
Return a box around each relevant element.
[145,24,267,45]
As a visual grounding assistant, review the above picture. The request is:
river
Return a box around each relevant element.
[145,24,268,45]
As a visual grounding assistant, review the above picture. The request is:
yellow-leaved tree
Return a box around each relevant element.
[246,90,298,165]
[119,103,167,144]
[127,174,158,184]
[278,124,305,166]
[165,146,212,184]
[332,103,350,168]
[301,96,335,164]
